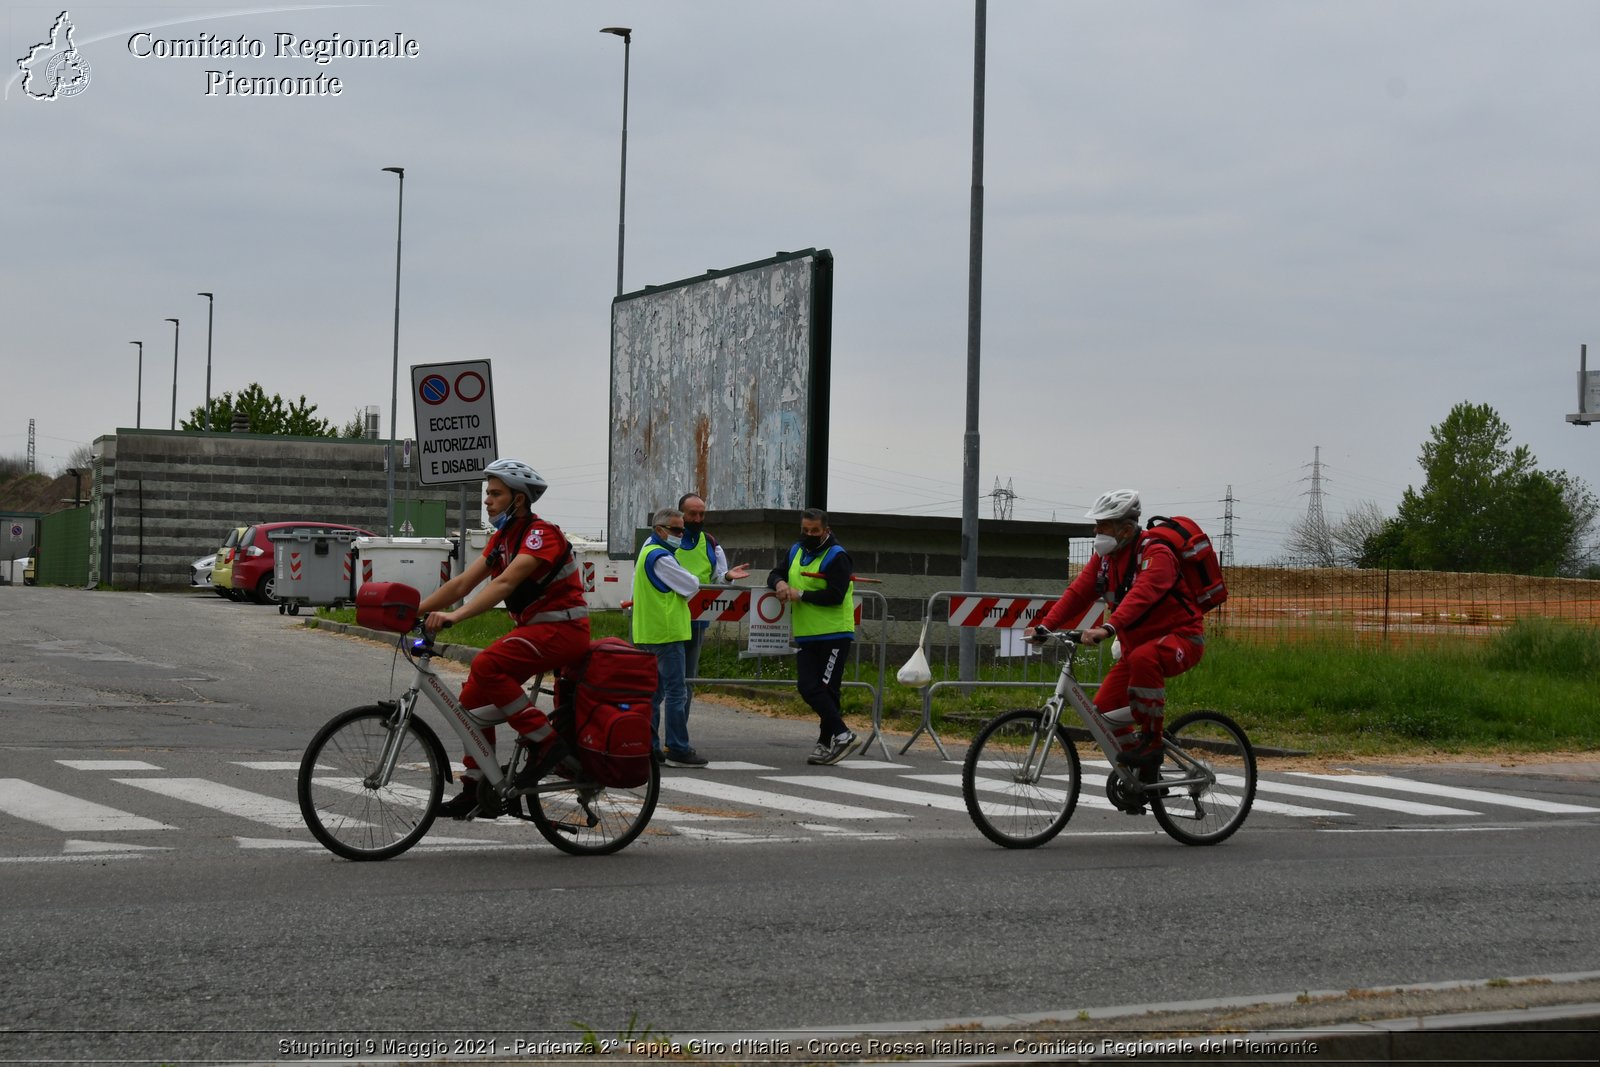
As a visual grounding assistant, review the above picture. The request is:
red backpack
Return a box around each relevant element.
[562,638,656,787]
[1141,515,1229,613]
[1097,515,1229,617]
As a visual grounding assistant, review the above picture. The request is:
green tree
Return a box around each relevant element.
[181,384,365,438]
[1388,401,1588,576]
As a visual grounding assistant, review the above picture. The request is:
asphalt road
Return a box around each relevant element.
[2,587,1597,1065]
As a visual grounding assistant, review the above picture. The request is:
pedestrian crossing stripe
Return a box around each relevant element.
[1289,772,1600,814]
[659,778,911,821]
[0,778,175,831]
[0,761,1594,859]
[114,777,310,831]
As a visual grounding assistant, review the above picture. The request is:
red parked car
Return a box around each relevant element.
[231,521,374,604]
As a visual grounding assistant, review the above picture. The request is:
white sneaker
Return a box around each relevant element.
[805,741,830,765]
[817,731,860,766]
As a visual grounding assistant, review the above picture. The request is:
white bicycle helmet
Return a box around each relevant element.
[484,458,548,506]
[1084,489,1141,522]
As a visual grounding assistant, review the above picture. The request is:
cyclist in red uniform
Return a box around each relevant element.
[419,459,591,818]
[1030,489,1204,775]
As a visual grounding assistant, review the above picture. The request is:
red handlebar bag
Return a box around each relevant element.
[356,582,421,633]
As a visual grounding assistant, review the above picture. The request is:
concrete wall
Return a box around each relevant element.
[92,429,476,590]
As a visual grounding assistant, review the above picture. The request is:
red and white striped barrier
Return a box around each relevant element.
[689,587,751,622]
[945,594,1055,629]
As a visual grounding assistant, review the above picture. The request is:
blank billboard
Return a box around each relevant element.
[608,249,833,552]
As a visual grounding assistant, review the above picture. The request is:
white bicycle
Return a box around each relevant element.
[961,629,1256,848]
[297,624,659,861]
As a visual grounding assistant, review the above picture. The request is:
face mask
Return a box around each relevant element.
[663,534,684,550]
[491,511,511,531]
[682,522,703,540]
[800,534,825,553]
[1092,533,1121,556]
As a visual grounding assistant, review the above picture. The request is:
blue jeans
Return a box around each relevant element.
[684,620,709,716]
[638,640,690,755]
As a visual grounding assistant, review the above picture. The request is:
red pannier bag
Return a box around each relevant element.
[565,637,656,787]
[355,582,421,633]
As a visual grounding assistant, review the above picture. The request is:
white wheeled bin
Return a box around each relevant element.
[352,537,457,601]
[271,528,361,616]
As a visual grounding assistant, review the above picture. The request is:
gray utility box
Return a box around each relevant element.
[271,527,360,616]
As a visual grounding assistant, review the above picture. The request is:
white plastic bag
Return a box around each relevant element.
[896,646,933,687]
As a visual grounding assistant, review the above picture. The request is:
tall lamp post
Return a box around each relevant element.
[197,292,214,431]
[164,318,180,430]
[129,341,143,428]
[959,0,987,682]
[601,26,632,296]
[381,166,406,536]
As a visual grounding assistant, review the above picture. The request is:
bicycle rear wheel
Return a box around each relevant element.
[298,704,446,861]
[962,708,1082,848]
[528,758,660,856]
[1150,710,1256,846]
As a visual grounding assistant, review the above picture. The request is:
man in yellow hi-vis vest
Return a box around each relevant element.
[632,506,708,768]
[766,508,861,765]
[675,492,750,718]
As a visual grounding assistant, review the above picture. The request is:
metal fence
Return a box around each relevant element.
[1213,565,1600,645]
[681,584,893,759]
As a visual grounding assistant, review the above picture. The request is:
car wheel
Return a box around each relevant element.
[255,575,278,605]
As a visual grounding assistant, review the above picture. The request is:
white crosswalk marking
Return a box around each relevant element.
[906,771,1351,819]
[765,775,973,812]
[0,779,175,831]
[113,778,311,831]
[309,776,433,809]
[1251,777,1478,816]
[660,777,908,820]
[1288,773,1600,814]
[57,760,163,771]
[2,755,1596,863]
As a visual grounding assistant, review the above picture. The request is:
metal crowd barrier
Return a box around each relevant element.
[684,583,892,760]
[902,589,1107,758]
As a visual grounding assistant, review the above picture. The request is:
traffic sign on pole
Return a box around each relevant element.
[410,360,498,484]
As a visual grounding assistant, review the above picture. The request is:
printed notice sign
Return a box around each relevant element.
[411,360,497,485]
[745,590,794,655]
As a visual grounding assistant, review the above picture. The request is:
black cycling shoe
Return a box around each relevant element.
[1116,736,1164,785]
[434,780,499,820]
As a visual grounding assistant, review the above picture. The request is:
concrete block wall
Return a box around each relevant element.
[92,429,475,590]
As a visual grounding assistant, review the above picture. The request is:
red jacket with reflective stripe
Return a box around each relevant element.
[1035,538,1202,650]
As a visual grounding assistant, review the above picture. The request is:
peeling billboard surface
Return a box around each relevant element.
[608,250,832,553]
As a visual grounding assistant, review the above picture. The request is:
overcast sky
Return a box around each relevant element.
[4,0,1598,562]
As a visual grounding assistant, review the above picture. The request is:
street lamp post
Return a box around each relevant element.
[197,292,214,431]
[129,341,143,428]
[959,0,987,681]
[601,26,632,296]
[381,166,406,537]
[164,318,180,430]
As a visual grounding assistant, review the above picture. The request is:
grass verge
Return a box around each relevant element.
[314,609,1599,756]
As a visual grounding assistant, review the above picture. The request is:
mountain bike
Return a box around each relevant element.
[960,629,1255,848]
[297,625,659,861]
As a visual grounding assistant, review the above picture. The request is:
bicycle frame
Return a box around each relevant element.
[371,632,558,803]
[1031,630,1216,795]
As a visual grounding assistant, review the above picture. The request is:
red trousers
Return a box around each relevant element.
[1092,633,1204,739]
[457,619,590,777]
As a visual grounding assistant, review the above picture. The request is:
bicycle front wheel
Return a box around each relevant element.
[962,708,1082,848]
[528,758,660,856]
[298,705,446,861]
[1150,710,1256,846]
